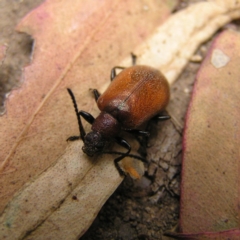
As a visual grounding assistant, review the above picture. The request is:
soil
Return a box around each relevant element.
[0,1,238,240]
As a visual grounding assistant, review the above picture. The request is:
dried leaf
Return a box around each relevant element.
[180,30,240,233]
[134,0,240,84]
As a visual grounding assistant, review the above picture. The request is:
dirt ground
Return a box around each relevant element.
[0,1,238,239]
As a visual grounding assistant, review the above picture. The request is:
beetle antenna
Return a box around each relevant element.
[103,151,148,164]
[67,88,86,140]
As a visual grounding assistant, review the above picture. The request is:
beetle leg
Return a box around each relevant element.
[152,110,171,121]
[67,88,86,142]
[114,157,126,176]
[130,52,137,66]
[124,129,150,137]
[91,89,101,102]
[110,53,137,81]
[79,110,95,124]
[110,66,125,81]
[155,115,171,121]
[124,129,149,155]
[115,137,131,154]
[128,114,170,145]
[113,137,132,175]
[103,151,147,163]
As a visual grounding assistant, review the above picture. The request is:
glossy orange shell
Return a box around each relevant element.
[97,65,170,129]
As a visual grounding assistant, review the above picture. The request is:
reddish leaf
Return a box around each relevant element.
[180,30,240,233]
[166,228,240,240]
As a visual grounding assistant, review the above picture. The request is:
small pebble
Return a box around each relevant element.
[167,166,178,180]
[151,182,159,193]
[159,160,169,171]
[148,188,165,204]
[155,168,166,187]
[147,162,158,176]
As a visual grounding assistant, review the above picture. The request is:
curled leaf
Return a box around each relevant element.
[133,0,240,84]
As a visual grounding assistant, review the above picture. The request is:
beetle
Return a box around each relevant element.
[67,59,170,175]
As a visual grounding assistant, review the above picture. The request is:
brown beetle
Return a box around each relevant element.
[67,61,170,175]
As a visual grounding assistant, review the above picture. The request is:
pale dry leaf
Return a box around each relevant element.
[0,141,122,239]
[25,142,122,240]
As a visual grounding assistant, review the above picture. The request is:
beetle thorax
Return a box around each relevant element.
[91,112,121,139]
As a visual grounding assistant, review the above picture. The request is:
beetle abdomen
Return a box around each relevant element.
[97,65,170,129]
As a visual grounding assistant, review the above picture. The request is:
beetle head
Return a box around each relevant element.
[82,131,106,156]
